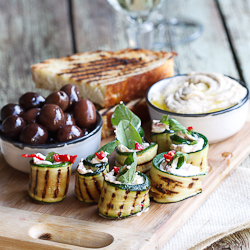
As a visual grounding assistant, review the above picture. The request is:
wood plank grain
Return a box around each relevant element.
[0,0,72,108]
[73,0,127,52]
[161,0,239,77]
[216,0,250,86]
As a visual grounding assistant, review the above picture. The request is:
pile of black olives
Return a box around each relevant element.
[0,84,97,144]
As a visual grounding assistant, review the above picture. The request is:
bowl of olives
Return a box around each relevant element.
[0,84,103,173]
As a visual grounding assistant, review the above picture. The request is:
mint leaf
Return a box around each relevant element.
[111,103,141,130]
[173,151,189,169]
[117,152,137,184]
[97,140,119,155]
[169,118,187,134]
[116,120,142,149]
[160,115,170,125]
[45,152,57,162]
[176,156,185,169]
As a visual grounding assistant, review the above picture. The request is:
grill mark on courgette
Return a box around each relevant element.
[83,177,93,201]
[200,159,203,166]
[42,170,49,199]
[64,166,70,196]
[33,169,39,196]
[92,176,101,194]
[188,182,194,189]
[77,175,84,201]
[131,191,141,214]
[160,176,183,185]
[54,169,61,198]
[155,183,178,195]
[192,178,198,181]
[125,190,130,195]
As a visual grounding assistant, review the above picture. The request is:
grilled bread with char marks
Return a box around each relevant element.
[31,49,175,108]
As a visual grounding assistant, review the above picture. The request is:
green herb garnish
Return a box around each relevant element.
[116,120,142,149]
[97,140,119,155]
[173,151,189,169]
[160,115,170,125]
[111,103,141,130]
[169,118,187,134]
[45,151,57,162]
[117,152,137,184]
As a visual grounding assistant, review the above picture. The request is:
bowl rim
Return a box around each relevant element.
[146,74,249,117]
[0,110,103,149]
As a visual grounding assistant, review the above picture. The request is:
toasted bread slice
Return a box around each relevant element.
[99,98,149,138]
[31,49,175,108]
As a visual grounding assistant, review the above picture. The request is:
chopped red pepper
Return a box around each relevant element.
[113,166,120,174]
[94,150,106,160]
[187,126,193,131]
[135,142,144,150]
[164,150,176,162]
[140,203,144,207]
[54,154,77,163]
[22,153,44,161]
[70,155,77,164]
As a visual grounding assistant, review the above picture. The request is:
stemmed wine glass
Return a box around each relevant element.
[106,0,203,50]
[106,0,165,49]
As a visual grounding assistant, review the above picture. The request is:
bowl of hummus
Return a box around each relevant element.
[146,72,249,143]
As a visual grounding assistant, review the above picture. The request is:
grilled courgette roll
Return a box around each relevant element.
[24,152,77,203]
[98,152,150,219]
[170,131,209,173]
[151,120,174,153]
[151,115,209,173]
[115,142,158,173]
[75,140,118,203]
[75,155,109,203]
[150,151,206,203]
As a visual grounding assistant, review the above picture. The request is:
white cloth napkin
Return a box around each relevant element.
[162,166,250,250]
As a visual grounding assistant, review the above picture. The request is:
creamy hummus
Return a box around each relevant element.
[105,168,144,184]
[152,72,247,114]
[160,157,201,176]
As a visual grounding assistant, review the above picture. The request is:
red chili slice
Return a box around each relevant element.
[187,126,193,131]
[164,150,176,162]
[113,166,120,174]
[135,142,144,150]
[95,150,106,160]
[21,153,44,161]
[70,155,77,164]
[54,154,61,162]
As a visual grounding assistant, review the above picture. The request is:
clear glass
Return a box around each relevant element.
[106,0,165,49]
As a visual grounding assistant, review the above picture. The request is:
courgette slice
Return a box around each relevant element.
[149,153,206,203]
[115,143,158,173]
[28,160,72,203]
[171,132,209,173]
[98,172,150,219]
[151,130,174,154]
[75,158,109,203]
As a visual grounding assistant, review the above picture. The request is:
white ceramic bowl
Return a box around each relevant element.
[0,111,103,173]
[146,75,249,144]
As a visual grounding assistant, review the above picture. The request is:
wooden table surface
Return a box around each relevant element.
[0,0,250,249]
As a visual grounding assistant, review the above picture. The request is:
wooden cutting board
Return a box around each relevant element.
[1,111,250,250]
